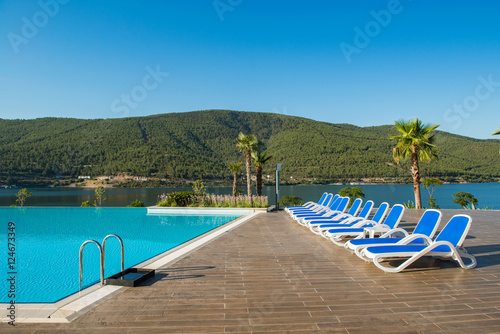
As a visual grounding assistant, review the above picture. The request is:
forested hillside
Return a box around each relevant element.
[1,110,499,186]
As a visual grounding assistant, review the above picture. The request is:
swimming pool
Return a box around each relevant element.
[1,207,241,303]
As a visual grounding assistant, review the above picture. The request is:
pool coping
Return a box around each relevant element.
[0,209,265,324]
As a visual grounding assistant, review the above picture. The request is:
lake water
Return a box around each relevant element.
[0,183,499,209]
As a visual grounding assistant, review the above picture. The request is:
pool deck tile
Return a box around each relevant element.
[3,209,500,333]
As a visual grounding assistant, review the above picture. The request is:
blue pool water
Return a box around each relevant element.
[0,207,241,303]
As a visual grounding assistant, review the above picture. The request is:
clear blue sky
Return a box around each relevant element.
[1,0,499,139]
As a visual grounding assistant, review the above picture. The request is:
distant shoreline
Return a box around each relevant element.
[2,179,498,190]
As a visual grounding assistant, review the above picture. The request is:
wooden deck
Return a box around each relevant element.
[6,209,500,333]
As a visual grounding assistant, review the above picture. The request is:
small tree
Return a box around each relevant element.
[452,192,479,209]
[94,186,106,207]
[339,186,365,207]
[15,188,32,207]
[192,180,205,195]
[422,178,443,209]
[228,162,243,197]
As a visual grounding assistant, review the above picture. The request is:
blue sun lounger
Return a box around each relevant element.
[327,204,405,246]
[293,195,343,219]
[345,209,442,259]
[299,197,362,226]
[287,193,336,216]
[361,214,476,273]
[285,192,328,213]
[313,202,387,238]
[291,195,341,224]
[295,196,350,225]
[307,200,374,235]
[286,193,333,215]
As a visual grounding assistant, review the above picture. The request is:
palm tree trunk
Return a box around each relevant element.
[232,171,238,197]
[411,147,422,209]
[256,166,263,196]
[245,151,252,196]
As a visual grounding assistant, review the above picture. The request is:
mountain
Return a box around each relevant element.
[1,110,499,185]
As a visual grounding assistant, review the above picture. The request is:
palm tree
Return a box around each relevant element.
[236,132,258,196]
[228,162,243,197]
[252,149,273,196]
[391,118,440,209]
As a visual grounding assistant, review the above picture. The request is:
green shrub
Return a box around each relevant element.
[339,186,365,207]
[402,200,416,209]
[280,196,304,207]
[157,192,268,208]
[127,199,145,207]
[157,191,197,207]
[81,200,92,207]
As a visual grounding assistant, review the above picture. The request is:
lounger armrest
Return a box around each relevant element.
[332,213,351,220]
[379,228,409,238]
[352,219,373,228]
[375,223,391,229]
[397,233,433,245]
[334,217,356,225]
[325,211,342,217]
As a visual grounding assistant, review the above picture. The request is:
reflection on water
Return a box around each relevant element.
[0,183,498,209]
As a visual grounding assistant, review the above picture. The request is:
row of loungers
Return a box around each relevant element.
[285,192,477,273]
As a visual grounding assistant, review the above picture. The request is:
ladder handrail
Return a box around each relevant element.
[102,234,125,273]
[79,240,104,291]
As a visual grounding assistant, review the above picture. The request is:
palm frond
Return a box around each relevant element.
[390,118,440,164]
[252,150,273,167]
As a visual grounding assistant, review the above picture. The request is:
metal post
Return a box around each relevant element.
[276,163,281,211]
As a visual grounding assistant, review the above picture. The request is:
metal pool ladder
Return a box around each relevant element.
[79,234,125,291]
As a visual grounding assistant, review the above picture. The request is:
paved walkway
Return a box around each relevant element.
[5,209,500,333]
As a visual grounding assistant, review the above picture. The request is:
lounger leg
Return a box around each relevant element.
[329,235,347,246]
[454,248,477,269]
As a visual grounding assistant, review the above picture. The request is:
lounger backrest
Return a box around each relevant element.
[382,204,405,229]
[347,198,363,216]
[328,196,342,210]
[330,194,340,205]
[357,200,374,219]
[327,196,341,211]
[435,215,472,247]
[317,193,328,205]
[336,197,350,213]
[371,202,389,223]
[320,193,334,206]
[413,209,442,238]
